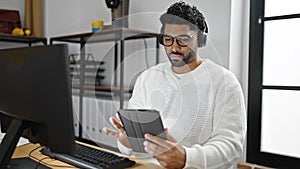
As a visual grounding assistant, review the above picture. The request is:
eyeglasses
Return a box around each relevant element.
[159,32,198,47]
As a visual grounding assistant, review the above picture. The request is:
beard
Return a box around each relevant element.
[167,50,196,67]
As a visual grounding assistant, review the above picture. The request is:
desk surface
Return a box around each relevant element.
[12,142,163,169]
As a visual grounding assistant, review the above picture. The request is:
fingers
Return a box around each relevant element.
[103,114,126,138]
[109,116,126,134]
[115,112,121,122]
[103,127,119,138]
[145,134,173,150]
[144,140,168,156]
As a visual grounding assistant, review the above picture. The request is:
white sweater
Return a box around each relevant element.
[119,59,246,169]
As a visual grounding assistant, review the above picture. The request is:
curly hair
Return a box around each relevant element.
[160,1,208,34]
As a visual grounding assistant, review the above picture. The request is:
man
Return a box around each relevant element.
[104,1,246,169]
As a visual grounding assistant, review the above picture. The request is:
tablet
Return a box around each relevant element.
[118,109,166,153]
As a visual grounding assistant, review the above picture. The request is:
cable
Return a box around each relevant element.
[27,145,46,169]
[28,145,77,169]
[35,157,50,169]
[28,145,43,160]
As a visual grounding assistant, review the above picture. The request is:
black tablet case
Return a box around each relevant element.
[118,109,166,153]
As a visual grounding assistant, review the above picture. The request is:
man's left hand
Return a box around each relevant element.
[143,129,186,169]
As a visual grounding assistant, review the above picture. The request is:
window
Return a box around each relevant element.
[247,0,300,168]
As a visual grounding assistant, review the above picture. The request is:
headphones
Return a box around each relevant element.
[198,30,207,48]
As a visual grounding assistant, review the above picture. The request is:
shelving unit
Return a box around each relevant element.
[0,33,47,46]
[69,53,105,87]
[50,27,160,141]
[50,28,159,103]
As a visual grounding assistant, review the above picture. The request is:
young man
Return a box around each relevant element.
[104,1,246,169]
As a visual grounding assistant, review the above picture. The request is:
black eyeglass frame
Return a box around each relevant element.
[158,31,199,47]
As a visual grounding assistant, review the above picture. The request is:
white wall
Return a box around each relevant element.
[43,0,111,37]
[229,0,250,100]
[228,0,250,164]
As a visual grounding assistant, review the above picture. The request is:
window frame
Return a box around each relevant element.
[247,0,300,168]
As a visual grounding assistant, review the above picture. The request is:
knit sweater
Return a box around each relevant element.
[118,59,246,169]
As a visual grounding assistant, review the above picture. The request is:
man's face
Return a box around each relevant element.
[163,24,198,67]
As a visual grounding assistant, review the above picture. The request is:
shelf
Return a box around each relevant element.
[0,33,47,45]
[50,27,159,44]
[50,27,159,101]
[72,84,133,93]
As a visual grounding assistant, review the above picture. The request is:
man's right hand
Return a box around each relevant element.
[103,114,131,148]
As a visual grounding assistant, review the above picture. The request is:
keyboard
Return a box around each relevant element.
[40,143,136,169]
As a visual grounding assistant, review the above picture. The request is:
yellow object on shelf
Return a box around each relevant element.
[91,20,104,32]
[12,28,24,36]
[24,29,31,36]
[11,27,32,36]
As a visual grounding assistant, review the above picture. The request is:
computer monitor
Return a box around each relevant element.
[0,44,76,168]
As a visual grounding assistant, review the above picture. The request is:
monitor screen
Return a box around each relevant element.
[0,44,76,168]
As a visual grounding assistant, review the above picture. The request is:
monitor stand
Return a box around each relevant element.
[0,119,49,169]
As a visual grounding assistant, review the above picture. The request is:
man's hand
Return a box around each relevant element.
[103,114,131,148]
[143,129,186,169]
